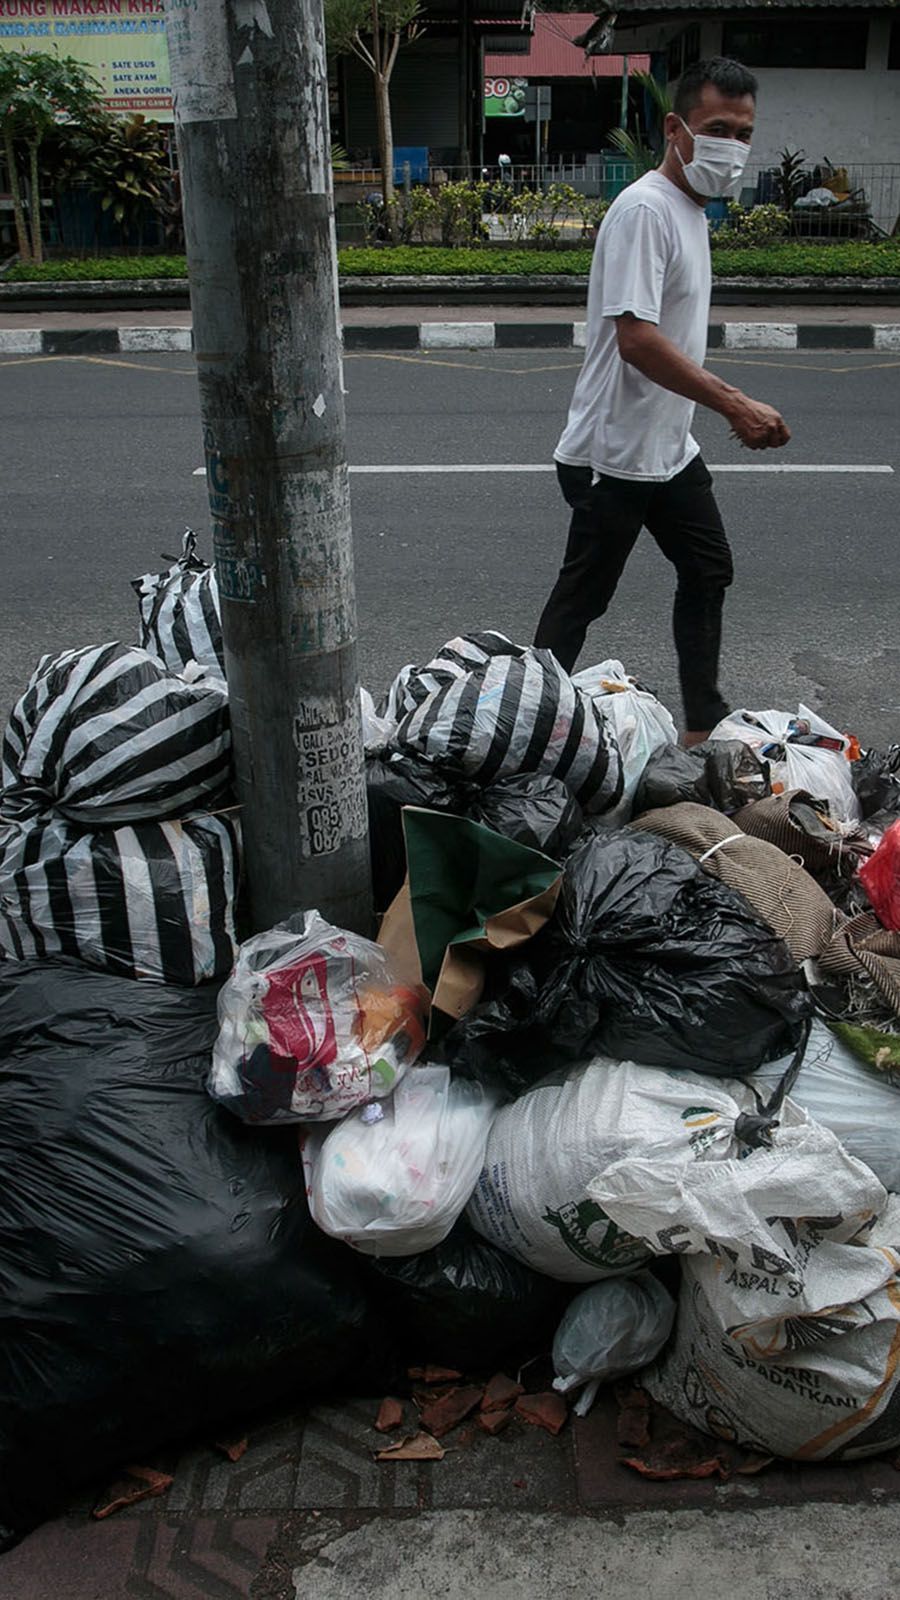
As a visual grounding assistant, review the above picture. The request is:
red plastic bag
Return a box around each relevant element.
[859,820,900,931]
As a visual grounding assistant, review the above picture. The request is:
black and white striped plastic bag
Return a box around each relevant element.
[0,809,240,983]
[391,632,623,815]
[132,529,224,676]
[0,642,231,825]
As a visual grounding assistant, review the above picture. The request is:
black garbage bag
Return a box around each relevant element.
[366,751,464,912]
[0,961,381,1549]
[441,956,555,1097]
[632,739,770,817]
[448,833,809,1083]
[467,774,583,859]
[535,832,810,1075]
[365,1220,570,1374]
[852,745,900,821]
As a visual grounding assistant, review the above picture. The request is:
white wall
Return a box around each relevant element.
[745,21,900,169]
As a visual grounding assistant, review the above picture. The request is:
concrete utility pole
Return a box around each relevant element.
[165,0,373,937]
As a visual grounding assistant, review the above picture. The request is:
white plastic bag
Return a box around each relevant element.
[752,1017,900,1191]
[551,1270,676,1416]
[359,688,397,755]
[208,911,428,1125]
[573,661,677,823]
[304,1067,497,1255]
[467,1058,771,1283]
[709,705,860,823]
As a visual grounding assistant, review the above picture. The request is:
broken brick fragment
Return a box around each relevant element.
[419,1385,484,1439]
[616,1387,651,1449]
[375,1431,445,1462]
[213,1436,249,1463]
[514,1392,568,1436]
[413,1385,457,1408]
[407,1365,462,1383]
[481,1373,524,1413]
[621,1437,729,1482]
[374,1397,405,1434]
[478,1408,512,1437]
[92,1466,174,1520]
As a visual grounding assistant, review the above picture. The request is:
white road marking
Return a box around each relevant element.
[193,462,894,477]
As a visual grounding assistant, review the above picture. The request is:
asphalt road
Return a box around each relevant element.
[1,345,899,743]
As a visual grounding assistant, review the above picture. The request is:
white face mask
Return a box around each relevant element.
[676,116,751,199]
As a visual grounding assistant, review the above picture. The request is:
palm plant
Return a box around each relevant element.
[607,70,673,177]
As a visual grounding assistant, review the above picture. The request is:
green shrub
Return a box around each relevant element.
[5,238,900,283]
[708,241,900,277]
[336,246,595,275]
[4,254,188,280]
[712,203,788,249]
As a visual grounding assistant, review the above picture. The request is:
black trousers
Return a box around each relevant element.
[534,454,734,731]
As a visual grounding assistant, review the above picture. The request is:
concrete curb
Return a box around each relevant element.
[2,322,900,355]
[3,274,900,311]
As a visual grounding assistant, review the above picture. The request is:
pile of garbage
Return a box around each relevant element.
[3,531,900,1545]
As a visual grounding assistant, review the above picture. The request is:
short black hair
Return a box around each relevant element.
[673,57,758,120]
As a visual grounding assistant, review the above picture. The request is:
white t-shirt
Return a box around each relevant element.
[555,170,712,482]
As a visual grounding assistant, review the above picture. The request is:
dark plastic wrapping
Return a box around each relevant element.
[852,745,900,821]
[366,752,464,912]
[448,832,809,1084]
[540,832,810,1074]
[632,739,771,817]
[0,961,381,1549]
[441,956,552,1097]
[366,1220,570,1373]
[467,773,583,859]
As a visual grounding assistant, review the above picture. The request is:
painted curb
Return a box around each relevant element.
[0,322,897,355]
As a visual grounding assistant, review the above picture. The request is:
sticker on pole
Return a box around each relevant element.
[295,710,368,859]
[165,0,237,124]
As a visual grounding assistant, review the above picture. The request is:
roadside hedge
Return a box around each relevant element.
[5,240,900,282]
[4,255,189,281]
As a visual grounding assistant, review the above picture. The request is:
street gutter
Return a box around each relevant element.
[2,274,900,312]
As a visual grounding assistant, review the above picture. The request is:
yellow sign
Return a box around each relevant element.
[0,0,172,120]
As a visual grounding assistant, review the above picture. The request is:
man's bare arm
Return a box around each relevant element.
[616,313,791,450]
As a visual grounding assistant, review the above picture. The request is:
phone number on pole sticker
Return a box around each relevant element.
[295,720,367,857]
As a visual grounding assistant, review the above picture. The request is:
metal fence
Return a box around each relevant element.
[337,158,900,240]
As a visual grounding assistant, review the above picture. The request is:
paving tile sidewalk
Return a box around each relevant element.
[2,1389,898,1600]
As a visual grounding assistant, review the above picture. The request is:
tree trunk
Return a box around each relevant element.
[27,141,42,265]
[3,130,31,261]
[374,70,394,207]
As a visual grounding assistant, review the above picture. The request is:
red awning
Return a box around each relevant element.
[485,12,650,77]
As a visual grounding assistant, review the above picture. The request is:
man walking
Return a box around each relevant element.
[534,57,790,743]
